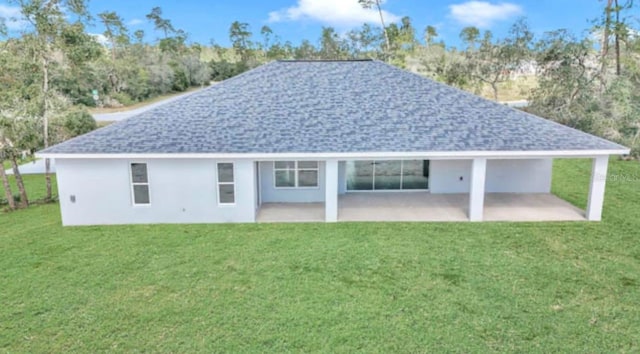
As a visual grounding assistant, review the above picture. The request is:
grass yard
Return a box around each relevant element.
[1,159,639,352]
[0,173,56,207]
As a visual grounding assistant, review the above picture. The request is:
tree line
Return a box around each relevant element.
[1,0,638,211]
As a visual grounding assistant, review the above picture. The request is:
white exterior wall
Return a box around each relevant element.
[430,160,472,193]
[430,159,552,194]
[55,158,256,225]
[259,161,326,203]
[486,159,553,193]
[54,157,556,225]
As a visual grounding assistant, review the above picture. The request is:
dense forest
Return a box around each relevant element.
[1,0,639,210]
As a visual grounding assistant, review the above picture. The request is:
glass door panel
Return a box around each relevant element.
[374,160,402,190]
[346,161,374,190]
[402,160,429,190]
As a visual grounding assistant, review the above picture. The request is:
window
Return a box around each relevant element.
[274,161,319,188]
[217,163,235,204]
[130,163,150,205]
[346,160,429,191]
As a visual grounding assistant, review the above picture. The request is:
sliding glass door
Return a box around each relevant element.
[346,160,429,191]
[402,160,430,190]
[374,161,402,190]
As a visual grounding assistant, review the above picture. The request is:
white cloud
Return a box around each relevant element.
[89,33,109,46]
[449,1,523,28]
[268,0,401,28]
[127,18,143,26]
[0,4,28,31]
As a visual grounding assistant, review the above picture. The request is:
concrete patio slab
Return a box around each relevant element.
[340,193,585,222]
[256,193,586,223]
[484,193,585,221]
[339,192,469,222]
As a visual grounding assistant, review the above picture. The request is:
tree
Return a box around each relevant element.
[601,0,614,62]
[0,56,16,209]
[384,16,418,66]
[146,6,174,39]
[530,30,600,128]
[529,27,640,157]
[260,25,273,57]
[0,153,15,209]
[419,45,471,89]
[133,30,145,44]
[0,17,6,37]
[229,21,253,64]
[597,0,634,76]
[97,11,130,96]
[0,91,40,209]
[98,11,128,61]
[346,23,383,58]
[10,0,91,201]
[424,25,438,47]
[294,40,318,59]
[398,16,417,51]
[63,108,97,137]
[460,26,480,50]
[145,6,187,55]
[0,31,22,209]
[319,27,348,59]
[460,19,533,100]
[358,0,391,60]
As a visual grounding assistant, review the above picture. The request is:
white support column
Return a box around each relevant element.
[586,156,609,221]
[469,158,487,222]
[325,159,339,222]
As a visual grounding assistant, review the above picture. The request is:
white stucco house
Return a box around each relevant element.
[38,60,629,225]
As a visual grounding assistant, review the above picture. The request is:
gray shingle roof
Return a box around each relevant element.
[41,60,627,155]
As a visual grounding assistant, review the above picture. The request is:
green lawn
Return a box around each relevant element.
[1,159,639,352]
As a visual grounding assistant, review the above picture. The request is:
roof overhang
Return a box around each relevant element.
[36,149,630,160]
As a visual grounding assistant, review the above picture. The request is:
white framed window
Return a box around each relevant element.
[274,161,319,188]
[130,163,150,205]
[217,163,235,205]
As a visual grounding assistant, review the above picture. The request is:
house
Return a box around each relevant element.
[37,60,629,225]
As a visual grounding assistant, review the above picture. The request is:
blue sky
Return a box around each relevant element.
[1,1,607,48]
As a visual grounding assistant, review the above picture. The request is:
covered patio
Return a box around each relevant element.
[256,192,586,223]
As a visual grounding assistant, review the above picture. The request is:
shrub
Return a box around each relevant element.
[171,66,190,91]
[63,109,98,137]
[110,92,135,106]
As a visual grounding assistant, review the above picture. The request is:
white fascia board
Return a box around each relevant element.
[36,149,630,160]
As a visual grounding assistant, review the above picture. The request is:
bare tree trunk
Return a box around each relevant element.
[110,34,117,62]
[600,0,614,83]
[602,0,613,56]
[491,82,499,101]
[614,0,621,75]
[0,160,16,210]
[374,0,391,62]
[10,157,28,208]
[43,54,52,201]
